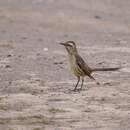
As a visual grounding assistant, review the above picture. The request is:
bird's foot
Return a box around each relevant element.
[72,88,81,92]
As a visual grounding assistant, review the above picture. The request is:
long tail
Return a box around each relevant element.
[92,67,120,72]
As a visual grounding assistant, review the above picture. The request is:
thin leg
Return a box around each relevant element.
[73,77,80,91]
[80,77,84,90]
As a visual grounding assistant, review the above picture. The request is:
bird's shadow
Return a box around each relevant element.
[64,87,89,94]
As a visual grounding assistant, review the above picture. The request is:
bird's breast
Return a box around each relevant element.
[68,55,85,76]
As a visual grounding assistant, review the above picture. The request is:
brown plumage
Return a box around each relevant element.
[60,41,120,91]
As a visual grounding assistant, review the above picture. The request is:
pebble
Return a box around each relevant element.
[94,15,102,19]
[43,48,48,51]
[54,62,63,65]
[7,54,12,57]
[104,82,112,86]
[5,65,11,68]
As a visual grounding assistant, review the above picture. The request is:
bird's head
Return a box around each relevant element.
[59,41,77,55]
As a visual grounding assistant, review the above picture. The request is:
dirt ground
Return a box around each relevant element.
[0,0,130,130]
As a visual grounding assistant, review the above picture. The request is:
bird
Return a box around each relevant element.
[59,41,120,91]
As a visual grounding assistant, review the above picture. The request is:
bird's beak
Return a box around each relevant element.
[59,42,67,46]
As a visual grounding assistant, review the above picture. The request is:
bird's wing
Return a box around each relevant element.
[75,54,92,75]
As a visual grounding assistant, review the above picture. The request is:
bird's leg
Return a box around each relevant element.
[73,76,80,91]
[80,77,84,90]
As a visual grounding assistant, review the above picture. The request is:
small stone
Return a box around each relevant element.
[101,97,105,101]
[7,54,12,57]
[104,82,112,86]
[97,82,100,85]
[94,15,101,19]
[9,81,12,85]
[54,62,58,65]
[36,53,40,56]
[21,36,27,40]
[43,48,48,51]
[97,61,105,65]
[5,65,11,68]
[54,61,63,65]
[84,108,92,112]
[18,55,22,58]
[59,62,63,64]
[112,93,117,96]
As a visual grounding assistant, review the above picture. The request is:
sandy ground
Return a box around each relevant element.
[0,0,130,130]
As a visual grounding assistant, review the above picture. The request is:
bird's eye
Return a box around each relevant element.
[68,44,72,47]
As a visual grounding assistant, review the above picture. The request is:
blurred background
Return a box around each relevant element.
[0,0,130,130]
